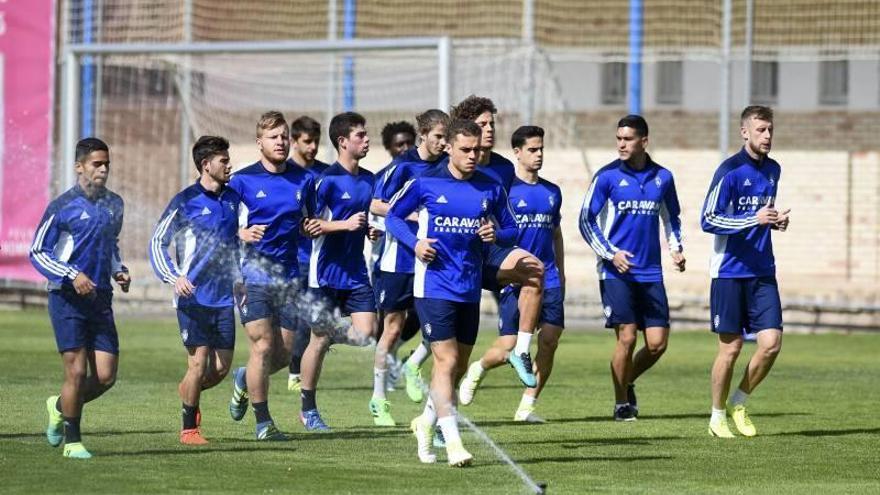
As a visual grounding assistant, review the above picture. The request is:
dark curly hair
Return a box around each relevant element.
[450,95,497,122]
[381,121,417,151]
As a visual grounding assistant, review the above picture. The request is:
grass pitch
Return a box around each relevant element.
[1,309,878,494]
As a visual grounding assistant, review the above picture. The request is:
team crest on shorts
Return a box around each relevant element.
[424,323,432,336]
[713,314,720,328]
[603,305,612,318]
[180,328,189,343]
[379,290,386,304]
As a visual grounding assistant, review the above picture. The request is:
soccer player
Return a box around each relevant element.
[459,126,566,423]
[387,119,518,466]
[30,137,131,459]
[226,111,316,440]
[579,115,685,421]
[702,105,789,438]
[368,109,450,423]
[447,95,544,388]
[368,122,414,395]
[299,111,378,431]
[381,120,416,160]
[149,135,239,444]
[286,116,330,393]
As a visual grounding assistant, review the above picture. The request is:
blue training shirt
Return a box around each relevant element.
[378,147,446,274]
[309,163,375,290]
[579,157,684,283]
[288,158,330,269]
[701,147,781,279]
[508,176,563,290]
[227,161,315,285]
[30,185,125,291]
[386,165,518,303]
[149,181,240,308]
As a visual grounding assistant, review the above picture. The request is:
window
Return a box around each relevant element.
[601,61,626,105]
[819,60,848,105]
[656,60,682,105]
[750,61,778,105]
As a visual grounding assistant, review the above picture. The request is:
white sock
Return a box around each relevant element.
[513,331,533,356]
[520,394,536,407]
[372,368,387,399]
[468,360,486,379]
[421,397,437,425]
[711,407,726,422]
[614,402,629,411]
[730,389,749,406]
[289,373,300,380]
[437,415,462,445]
[408,342,430,367]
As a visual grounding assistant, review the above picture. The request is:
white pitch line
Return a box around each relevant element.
[457,412,546,495]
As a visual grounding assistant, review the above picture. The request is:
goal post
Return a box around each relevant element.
[59,36,453,189]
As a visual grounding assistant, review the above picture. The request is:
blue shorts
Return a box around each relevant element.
[499,286,565,335]
[307,285,376,324]
[377,271,414,311]
[237,282,301,330]
[710,276,783,334]
[414,298,480,345]
[481,244,517,291]
[176,304,236,349]
[48,289,119,354]
[600,279,670,330]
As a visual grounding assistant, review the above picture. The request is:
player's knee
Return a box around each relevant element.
[761,339,782,358]
[647,340,667,357]
[96,371,116,389]
[188,356,208,376]
[65,365,88,385]
[432,352,457,372]
[251,337,273,357]
[538,332,559,352]
[519,256,545,281]
[719,342,743,360]
[617,331,638,349]
[309,333,332,352]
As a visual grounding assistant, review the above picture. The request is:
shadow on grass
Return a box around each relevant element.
[0,429,168,440]
[517,454,673,465]
[511,436,683,447]
[209,428,411,443]
[768,427,880,437]
[107,445,295,457]
[289,428,410,441]
[474,411,809,427]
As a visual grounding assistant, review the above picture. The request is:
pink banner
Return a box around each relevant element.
[0,1,56,282]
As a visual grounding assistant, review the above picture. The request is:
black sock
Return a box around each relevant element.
[63,416,82,443]
[289,357,301,375]
[252,401,272,424]
[300,389,317,412]
[182,403,198,430]
[55,397,62,414]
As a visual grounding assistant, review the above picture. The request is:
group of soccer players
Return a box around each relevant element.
[31,97,789,463]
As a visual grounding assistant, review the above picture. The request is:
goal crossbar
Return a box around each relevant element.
[60,36,453,187]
